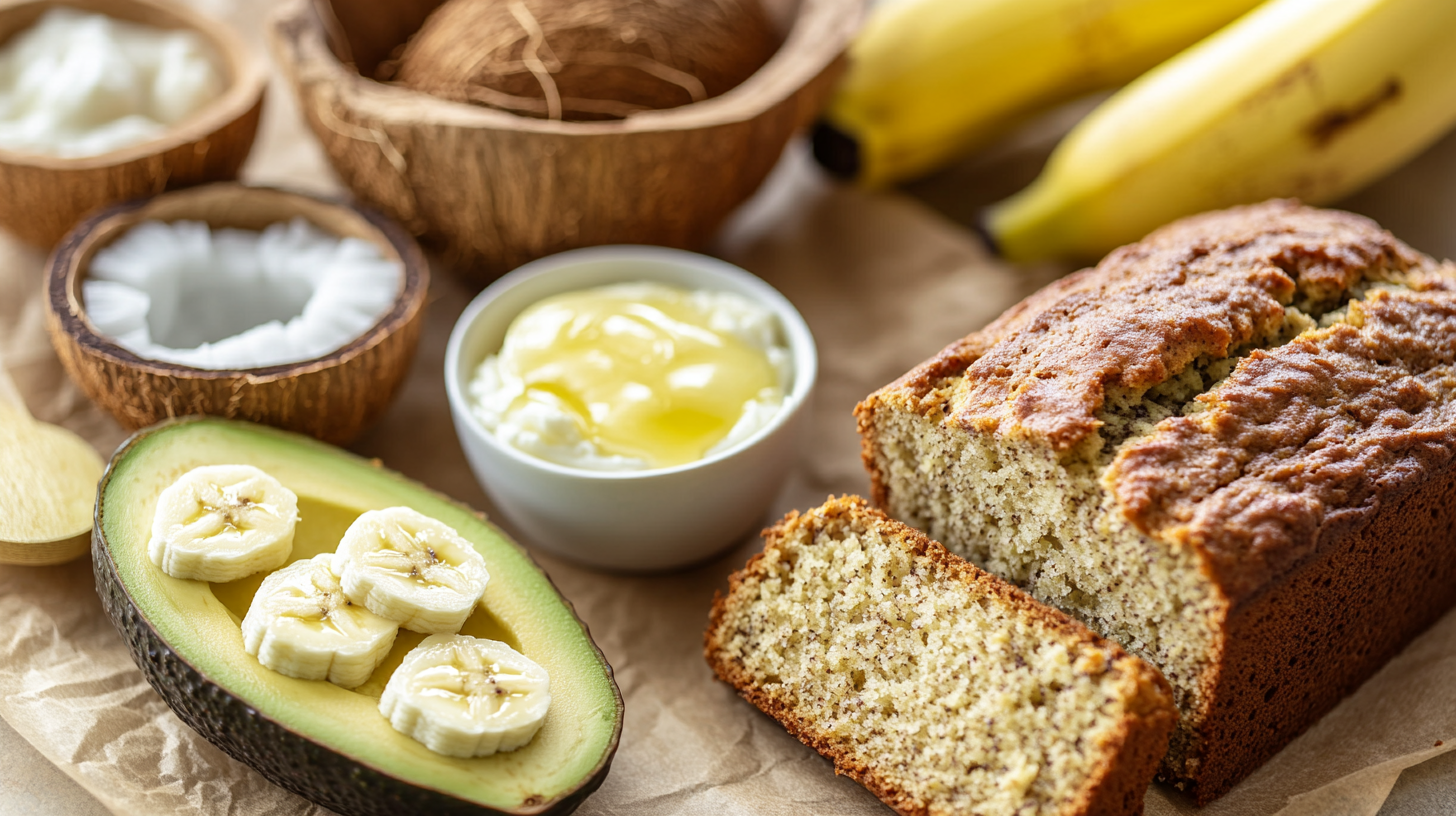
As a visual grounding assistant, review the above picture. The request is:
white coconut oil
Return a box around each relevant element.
[83,218,403,370]
[0,8,223,158]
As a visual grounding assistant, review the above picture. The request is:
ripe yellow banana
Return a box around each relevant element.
[814,0,1265,187]
[985,0,1456,263]
[380,635,551,758]
[333,507,491,635]
[148,464,298,583]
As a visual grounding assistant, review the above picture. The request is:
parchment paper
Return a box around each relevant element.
[1,1,1454,814]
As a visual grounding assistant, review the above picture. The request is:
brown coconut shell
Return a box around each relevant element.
[268,0,862,281]
[44,183,429,447]
[391,0,781,122]
[0,0,268,249]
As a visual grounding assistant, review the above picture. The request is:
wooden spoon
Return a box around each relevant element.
[0,353,104,565]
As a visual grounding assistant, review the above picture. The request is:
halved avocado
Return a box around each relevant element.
[93,417,623,816]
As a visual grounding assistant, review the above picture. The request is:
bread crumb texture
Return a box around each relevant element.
[856,200,1456,790]
[707,497,1174,816]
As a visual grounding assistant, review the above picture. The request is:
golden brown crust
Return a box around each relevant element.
[854,268,1108,506]
[1175,454,1456,802]
[868,265,1111,408]
[704,496,1177,816]
[955,201,1427,450]
[863,200,1429,452]
[1109,286,1456,602]
[856,200,1433,516]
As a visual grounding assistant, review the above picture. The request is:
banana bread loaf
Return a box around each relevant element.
[705,496,1176,816]
[855,200,1456,802]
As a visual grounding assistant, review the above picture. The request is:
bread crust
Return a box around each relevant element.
[1109,285,1456,602]
[853,200,1456,801]
[950,201,1427,451]
[1177,456,1456,803]
[704,496,1177,816]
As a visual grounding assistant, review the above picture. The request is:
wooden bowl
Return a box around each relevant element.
[269,0,863,281]
[44,183,429,446]
[0,0,268,248]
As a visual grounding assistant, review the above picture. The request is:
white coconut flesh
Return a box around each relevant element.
[82,218,403,370]
[0,8,223,158]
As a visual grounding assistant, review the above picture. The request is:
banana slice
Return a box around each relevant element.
[241,553,398,689]
[332,507,490,634]
[148,464,299,582]
[380,634,550,757]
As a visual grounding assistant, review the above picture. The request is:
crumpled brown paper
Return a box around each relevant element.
[1,1,1454,814]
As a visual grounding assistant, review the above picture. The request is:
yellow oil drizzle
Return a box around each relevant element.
[497,285,783,467]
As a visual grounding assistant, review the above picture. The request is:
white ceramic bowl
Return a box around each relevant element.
[444,246,817,572]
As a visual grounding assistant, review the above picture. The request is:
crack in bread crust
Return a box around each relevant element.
[1111,287,1456,599]
[936,201,1425,451]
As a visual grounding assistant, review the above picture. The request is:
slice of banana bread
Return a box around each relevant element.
[705,496,1176,816]
[856,200,1456,802]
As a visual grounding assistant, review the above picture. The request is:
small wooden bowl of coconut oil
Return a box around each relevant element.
[44,183,429,446]
[0,0,268,248]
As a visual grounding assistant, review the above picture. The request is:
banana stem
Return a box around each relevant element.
[983,179,1088,264]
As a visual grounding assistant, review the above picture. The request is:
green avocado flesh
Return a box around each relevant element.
[96,418,622,814]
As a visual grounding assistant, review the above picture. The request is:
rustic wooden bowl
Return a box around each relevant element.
[269,0,863,281]
[44,183,429,446]
[0,0,268,248]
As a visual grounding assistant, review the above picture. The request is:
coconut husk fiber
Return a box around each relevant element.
[390,0,781,121]
[269,0,862,278]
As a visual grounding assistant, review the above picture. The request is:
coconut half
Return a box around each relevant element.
[82,218,402,370]
[389,0,781,122]
[269,0,863,279]
[0,0,267,248]
[45,183,429,446]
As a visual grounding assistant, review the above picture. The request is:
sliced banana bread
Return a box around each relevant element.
[705,496,1176,816]
[856,200,1456,802]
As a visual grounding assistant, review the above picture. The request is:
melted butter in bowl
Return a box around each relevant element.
[445,246,817,572]
[469,282,792,471]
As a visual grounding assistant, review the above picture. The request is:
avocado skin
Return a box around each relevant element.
[94,530,613,816]
[91,420,620,816]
